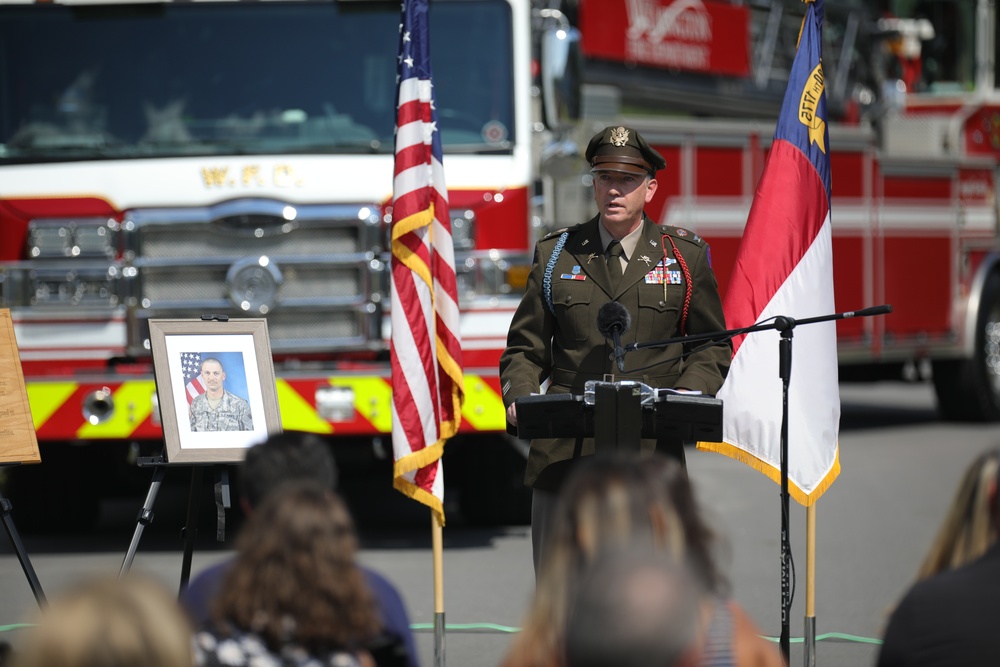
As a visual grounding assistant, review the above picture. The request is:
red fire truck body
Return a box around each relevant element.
[0,0,535,526]
[629,111,1000,420]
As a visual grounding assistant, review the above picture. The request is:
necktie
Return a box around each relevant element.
[606,240,625,288]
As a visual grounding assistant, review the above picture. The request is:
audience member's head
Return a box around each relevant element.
[544,452,727,595]
[239,431,337,510]
[917,447,1000,580]
[209,481,380,656]
[13,574,194,667]
[564,551,703,667]
[501,452,727,667]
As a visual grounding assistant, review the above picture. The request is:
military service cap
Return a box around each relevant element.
[586,125,666,177]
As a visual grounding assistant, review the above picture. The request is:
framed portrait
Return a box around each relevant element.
[149,318,281,463]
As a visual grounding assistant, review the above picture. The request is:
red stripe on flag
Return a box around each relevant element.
[723,139,829,355]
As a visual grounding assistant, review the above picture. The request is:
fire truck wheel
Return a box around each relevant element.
[933,270,1000,422]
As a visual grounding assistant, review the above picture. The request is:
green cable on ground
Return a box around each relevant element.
[760,632,882,645]
[410,623,521,633]
[409,623,883,645]
[0,624,33,633]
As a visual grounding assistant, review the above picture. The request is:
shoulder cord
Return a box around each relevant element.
[543,232,570,316]
[662,234,692,335]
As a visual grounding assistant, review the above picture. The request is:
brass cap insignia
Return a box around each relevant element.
[610,126,629,147]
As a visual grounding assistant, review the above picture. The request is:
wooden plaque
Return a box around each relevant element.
[0,309,40,464]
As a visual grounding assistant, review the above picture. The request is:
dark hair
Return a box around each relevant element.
[212,482,380,653]
[240,432,338,508]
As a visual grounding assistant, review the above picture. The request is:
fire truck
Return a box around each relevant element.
[0,0,542,528]
[0,0,997,528]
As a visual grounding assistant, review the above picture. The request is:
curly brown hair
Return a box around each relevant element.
[210,481,381,654]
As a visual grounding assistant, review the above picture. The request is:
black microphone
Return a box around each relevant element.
[843,304,893,318]
[597,301,631,372]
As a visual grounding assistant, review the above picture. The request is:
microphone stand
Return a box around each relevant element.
[626,304,891,661]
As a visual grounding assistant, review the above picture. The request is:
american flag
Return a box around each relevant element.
[180,352,207,405]
[390,0,464,526]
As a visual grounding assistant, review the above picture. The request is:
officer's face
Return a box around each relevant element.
[593,171,657,231]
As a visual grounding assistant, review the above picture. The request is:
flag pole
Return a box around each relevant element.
[433,512,445,667]
[804,503,817,667]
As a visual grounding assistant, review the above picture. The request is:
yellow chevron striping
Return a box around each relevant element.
[25,382,79,430]
[460,374,507,431]
[77,381,157,438]
[339,377,393,433]
[276,380,334,434]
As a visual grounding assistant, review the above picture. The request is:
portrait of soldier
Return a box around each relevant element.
[189,356,254,432]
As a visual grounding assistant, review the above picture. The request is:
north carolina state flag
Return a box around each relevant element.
[698,0,839,505]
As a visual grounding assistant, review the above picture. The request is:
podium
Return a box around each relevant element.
[512,381,723,451]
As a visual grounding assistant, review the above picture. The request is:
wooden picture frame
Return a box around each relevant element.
[149,318,281,463]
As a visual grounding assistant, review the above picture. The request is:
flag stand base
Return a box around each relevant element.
[804,616,816,667]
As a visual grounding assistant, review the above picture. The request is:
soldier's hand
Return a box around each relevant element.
[506,403,517,427]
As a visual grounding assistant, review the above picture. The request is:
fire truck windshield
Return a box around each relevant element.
[0,0,514,163]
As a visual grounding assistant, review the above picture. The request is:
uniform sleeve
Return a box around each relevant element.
[498,244,555,409]
[240,400,253,431]
[676,239,731,395]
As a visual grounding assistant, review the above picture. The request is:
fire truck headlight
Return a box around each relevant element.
[316,385,355,422]
[29,268,120,307]
[27,218,117,259]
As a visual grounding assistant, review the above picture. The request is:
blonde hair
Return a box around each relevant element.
[916,448,1000,580]
[14,574,194,667]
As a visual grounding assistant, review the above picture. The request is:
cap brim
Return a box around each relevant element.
[590,162,650,176]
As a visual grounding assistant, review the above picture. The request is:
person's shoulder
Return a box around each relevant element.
[226,390,250,405]
[360,565,406,600]
[538,220,590,245]
[657,223,707,248]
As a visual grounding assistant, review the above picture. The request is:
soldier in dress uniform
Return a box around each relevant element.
[499,125,731,574]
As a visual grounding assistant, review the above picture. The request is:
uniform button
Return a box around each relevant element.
[659,300,666,307]
[564,296,572,303]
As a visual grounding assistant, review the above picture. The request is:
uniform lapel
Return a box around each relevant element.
[565,217,614,296]
[617,218,662,296]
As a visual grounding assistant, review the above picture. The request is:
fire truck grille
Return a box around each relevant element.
[140,264,365,303]
[125,201,384,353]
[139,225,363,258]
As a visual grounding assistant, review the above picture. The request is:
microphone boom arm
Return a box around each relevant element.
[624,304,892,352]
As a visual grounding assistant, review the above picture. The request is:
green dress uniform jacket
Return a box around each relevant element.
[500,215,731,490]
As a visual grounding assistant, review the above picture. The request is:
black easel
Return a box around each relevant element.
[119,454,232,595]
[0,464,45,607]
[626,304,892,660]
